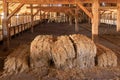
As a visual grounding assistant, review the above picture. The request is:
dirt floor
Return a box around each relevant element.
[0,22,120,80]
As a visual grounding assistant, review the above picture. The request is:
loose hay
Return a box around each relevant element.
[96,44,117,67]
[4,44,29,74]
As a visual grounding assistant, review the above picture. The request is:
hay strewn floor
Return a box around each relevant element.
[0,23,120,79]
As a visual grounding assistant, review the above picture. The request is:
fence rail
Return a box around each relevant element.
[0,20,40,42]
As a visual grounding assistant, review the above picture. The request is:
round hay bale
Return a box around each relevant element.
[96,44,117,67]
[4,45,29,74]
[69,34,97,68]
[52,35,76,69]
[30,34,97,69]
[30,35,53,68]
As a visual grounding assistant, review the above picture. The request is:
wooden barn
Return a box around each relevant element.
[0,0,120,79]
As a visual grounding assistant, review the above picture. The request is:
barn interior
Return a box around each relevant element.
[0,0,120,80]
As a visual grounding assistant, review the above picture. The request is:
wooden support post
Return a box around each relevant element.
[117,0,120,32]
[43,12,45,19]
[69,16,72,26]
[88,17,91,25]
[9,20,11,40]
[30,4,34,33]
[47,12,50,20]
[24,23,25,31]
[39,5,41,23]
[65,15,68,23]
[22,24,24,33]
[2,0,9,49]
[103,14,105,23]
[20,24,22,34]
[75,6,79,32]
[105,14,107,23]
[92,0,99,41]
[65,15,67,22]
[21,16,24,33]
[113,13,116,25]
[41,11,44,20]
[110,12,112,26]
[18,25,20,35]
[9,27,11,40]
[108,13,111,27]
[99,13,101,26]
[39,10,41,22]
[13,26,15,36]
[107,13,109,26]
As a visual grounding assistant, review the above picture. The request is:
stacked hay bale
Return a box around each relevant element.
[96,44,117,67]
[30,34,97,69]
[52,36,76,69]
[4,44,29,74]
[30,35,53,68]
[69,34,97,68]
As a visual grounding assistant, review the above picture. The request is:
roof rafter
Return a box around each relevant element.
[6,0,117,4]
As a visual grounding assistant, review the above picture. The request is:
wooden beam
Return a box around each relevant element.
[27,6,75,9]
[33,9,40,17]
[6,0,75,4]
[75,6,79,32]
[27,6,74,13]
[39,10,41,20]
[7,3,24,20]
[117,0,120,32]
[69,16,72,25]
[86,6,117,10]
[30,4,33,33]
[2,0,9,49]
[27,6,117,11]
[39,8,69,14]
[80,0,117,3]
[100,11,106,15]
[68,3,73,25]
[77,1,93,19]
[6,0,117,4]
[92,0,100,41]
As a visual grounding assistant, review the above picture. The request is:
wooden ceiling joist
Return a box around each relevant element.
[6,0,75,4]
[27,6,75,16]
[41,9,69,13]
[80,0,117,3]
[27,6,71,13]
[27,6,75,10]
[6,0,117,4]
[86,6,117,10]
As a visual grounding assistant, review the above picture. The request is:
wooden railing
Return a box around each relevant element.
[0,20,40,42]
